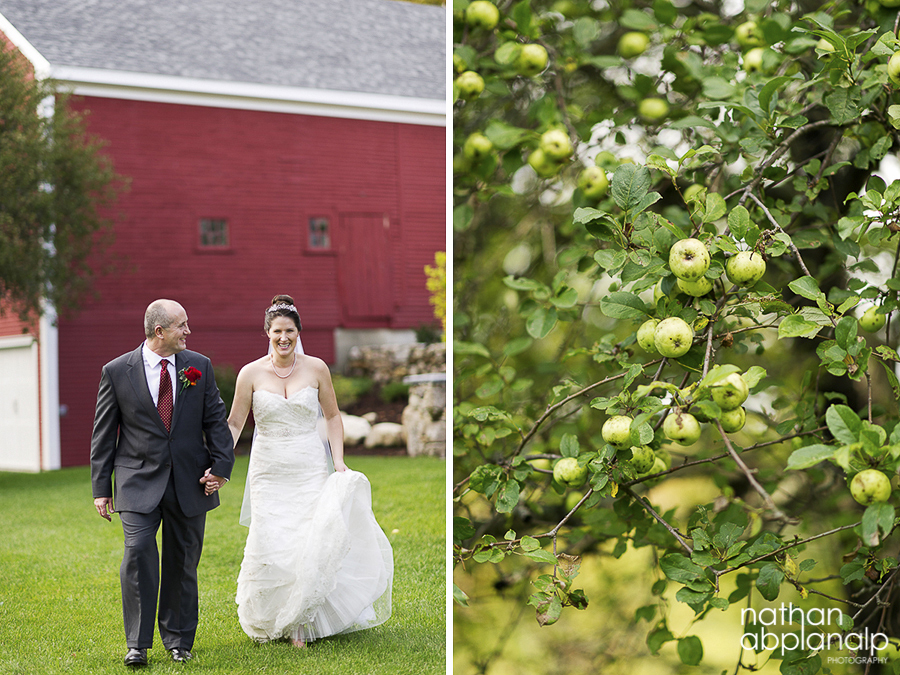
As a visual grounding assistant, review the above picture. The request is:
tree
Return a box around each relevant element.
[454,1,900,672]
[0,43,124,322]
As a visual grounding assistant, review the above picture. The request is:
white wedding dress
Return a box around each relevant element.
[235,386,393,643]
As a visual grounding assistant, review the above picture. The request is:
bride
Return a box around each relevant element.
[226,295,393,647]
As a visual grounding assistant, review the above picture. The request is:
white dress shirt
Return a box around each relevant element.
[142,342,176,406]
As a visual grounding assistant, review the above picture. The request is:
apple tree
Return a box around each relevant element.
[454,0,900,672]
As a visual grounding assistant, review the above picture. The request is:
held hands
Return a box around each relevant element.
[200,468,227,496]
[94,497,114,521]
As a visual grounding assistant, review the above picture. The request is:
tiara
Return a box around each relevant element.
[267,303,298,314]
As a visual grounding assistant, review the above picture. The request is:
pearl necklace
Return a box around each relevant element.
[271,353,296,379]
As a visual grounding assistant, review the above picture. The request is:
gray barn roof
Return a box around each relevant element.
[0,0,445,102]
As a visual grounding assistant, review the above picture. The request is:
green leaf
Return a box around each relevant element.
[786,444,835,470]
[826,404,862,445]
[777,314,822,339]
[534,593,562,626]
[620,8,657,30]
[454,340,491,358]
[484,120,530,150]
[611,164,652,212]
[677,636,703,666]
[560,433,580,458]
[759,76,794,116]
[520,536,540,552]
[702,192,727,223]
[861,502,895,546]
[835,316,858,350]
[825,86,861,125]
[787,276,824,301]
[660,553,711,590]
[526,307,558,339]
[646,625,675,655]
[453,583,469,607]
[524,548,559,564]
[756,563,784,601]
[496,479,521,513]
[728,205,750,239]
[599,291,649,320]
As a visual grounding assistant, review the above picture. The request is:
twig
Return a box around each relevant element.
[622,485,693,554]
[716,420,795,523]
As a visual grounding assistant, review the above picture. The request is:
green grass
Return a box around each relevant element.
[0,456,445,674]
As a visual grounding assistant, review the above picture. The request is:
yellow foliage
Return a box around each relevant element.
[424,251,446,339]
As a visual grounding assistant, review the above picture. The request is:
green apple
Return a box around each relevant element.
[453,53,468,73]
[636,318,660,353]
[725,251,766,286]
[889,51,900,85]
[663,411,701,445]
[602,415,633,449]
[594,151,618,171]
[517,44,549,77]
[879,0,900,7]
[539,129,573,160]
[456,71,485,101]
[735,21,764,50]
[577,166,609,199]
[719,406,746,433]
[565,490,585,511]
[618,32,649,59]
[711,373,749,411]
[683,183,705,202]
[850,469,892,506]
[860,306,887,332]
[653,278,685,305]
[553,456,588,488]
[654,317,694,358]
[816,39,835,60]
[630,445,656,473]
[638,97,669,122]
[463,132,493,161]
[677,276,713,297]
[527,148,562,178]
[743,47,765,73]
[465,0,500,30]
[669,238,711,281]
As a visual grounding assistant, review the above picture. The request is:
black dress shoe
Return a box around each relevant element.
[124,648,148,667]
[169,648,193,662]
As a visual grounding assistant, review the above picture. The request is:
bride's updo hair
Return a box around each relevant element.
[265,294,302,332]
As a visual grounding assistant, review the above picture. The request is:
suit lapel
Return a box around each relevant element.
[127,344,169,434]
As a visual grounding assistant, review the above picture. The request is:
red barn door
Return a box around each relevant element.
[339,212,393,322]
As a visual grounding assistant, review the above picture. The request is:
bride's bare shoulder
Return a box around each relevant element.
[238,356,270,378]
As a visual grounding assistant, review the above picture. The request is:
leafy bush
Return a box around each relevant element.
[331,375,373,409]
[379,382,410,404]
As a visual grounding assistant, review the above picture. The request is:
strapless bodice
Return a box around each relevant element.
[252,387,319,438]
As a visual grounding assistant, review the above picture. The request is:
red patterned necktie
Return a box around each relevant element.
[158,360,173,431]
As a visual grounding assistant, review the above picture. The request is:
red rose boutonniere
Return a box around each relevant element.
[179,366,202,391]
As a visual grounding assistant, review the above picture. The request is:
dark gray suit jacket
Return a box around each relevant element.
[90,345,235,518]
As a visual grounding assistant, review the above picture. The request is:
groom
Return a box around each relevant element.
[90,299,234,667]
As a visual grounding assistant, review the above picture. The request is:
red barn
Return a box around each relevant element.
[0,0,446,469]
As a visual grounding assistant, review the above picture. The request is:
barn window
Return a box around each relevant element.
[199,219,229,248]
[309,217,331,250]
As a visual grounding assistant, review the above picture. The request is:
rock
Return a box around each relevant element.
[401,373,446,458]
[346,342,446,385]
[364,422,405,448]
[341,412,372,446]
[362,412,379,424]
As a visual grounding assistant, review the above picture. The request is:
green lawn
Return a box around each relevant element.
[0,455,445,674]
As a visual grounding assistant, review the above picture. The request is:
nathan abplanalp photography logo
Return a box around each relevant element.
[740,602,888,665]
